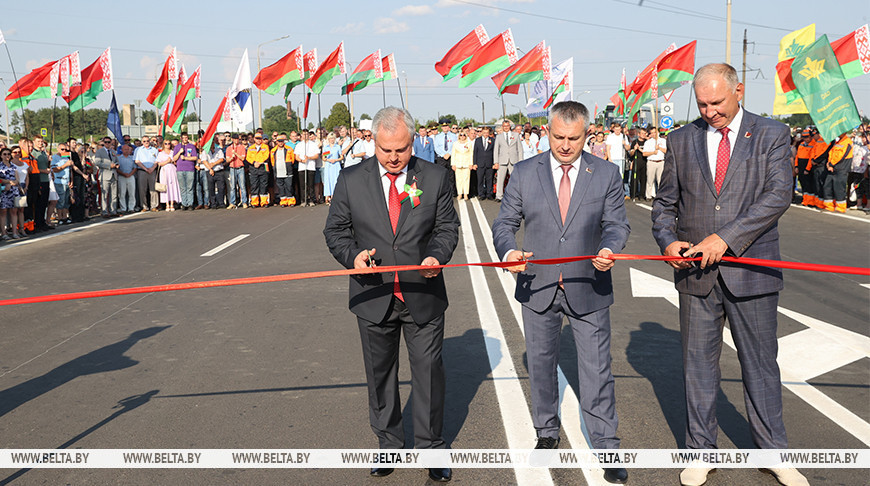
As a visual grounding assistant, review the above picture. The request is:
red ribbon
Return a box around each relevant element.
[0,255,866,307]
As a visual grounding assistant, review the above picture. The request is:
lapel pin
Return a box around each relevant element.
[744,132,752,139]
[586,167,593,173]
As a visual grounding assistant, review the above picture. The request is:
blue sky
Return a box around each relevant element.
[2,0,868,127]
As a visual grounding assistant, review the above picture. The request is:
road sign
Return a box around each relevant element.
[660,102,675,116]
[660,116,674,130]
[40,128,47,137]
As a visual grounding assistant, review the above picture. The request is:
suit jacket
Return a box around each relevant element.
[473,136,494,169]
[324,156,460,324]
[93,147,117,182]
[494,131,522,167]
[651,110,793,298]
[492,151,630,315]
[413,136,435,163]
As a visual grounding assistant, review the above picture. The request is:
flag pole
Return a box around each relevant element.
[396,76,405,110]
[344,73,353,129]
[381,79,386,108]
[3,41,29,135]
[49,97,58,154]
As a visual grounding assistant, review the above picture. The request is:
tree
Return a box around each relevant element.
[323,102,351,131]
[262,104,300,134]
[457,117,476,128]
[185,112,201,122]
[360,113,371,120]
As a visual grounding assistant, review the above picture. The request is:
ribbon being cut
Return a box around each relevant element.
[0,254,866,307]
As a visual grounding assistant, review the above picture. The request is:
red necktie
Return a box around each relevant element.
[386,173,404,301]
[714,127,730,194]
[558,164,572,223]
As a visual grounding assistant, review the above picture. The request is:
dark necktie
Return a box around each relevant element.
[714,127,730,194]
[443,135,448,151]
[386,172,404,301]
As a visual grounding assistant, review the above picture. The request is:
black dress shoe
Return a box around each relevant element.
[534,436,560,449]
[369,467,393,477]
[428,467,452,482]
[603,467,628,484]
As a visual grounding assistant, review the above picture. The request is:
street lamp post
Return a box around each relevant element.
[257,35,290,130]
[474,95,485,125]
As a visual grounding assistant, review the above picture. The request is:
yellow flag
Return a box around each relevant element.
[773,24,814,115]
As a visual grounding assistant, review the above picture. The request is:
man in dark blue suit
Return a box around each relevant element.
[651,63,808,486]
[473,126,495,199]
[324,107,459,483]
[492,101,630,485]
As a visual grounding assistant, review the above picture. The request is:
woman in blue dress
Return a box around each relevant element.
[321,133,343,205]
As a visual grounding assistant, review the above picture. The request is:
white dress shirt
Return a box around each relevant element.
[705,106,743,176]
[376,162,408,206]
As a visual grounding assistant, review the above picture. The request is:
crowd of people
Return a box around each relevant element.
[1,116,868,242]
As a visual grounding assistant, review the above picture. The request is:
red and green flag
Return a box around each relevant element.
[459,29,517,88]
[341,50,382,95]
[201,90,229,154]
[491,41,550,95]
[791,35,862,142]
[831,24,870,79]
[166,65,200,134]
[343,53,397,95]
[608,69,627,115]
[64,48,113,112]
[254,46,304,95]
[285,48,318,100]
[655,40,696,91]
[146,48,177,109]
[543,73,569,109]
[435,24,489,82]
[57,51,81,99]
[305,42,346,95]
[5,60,58,111]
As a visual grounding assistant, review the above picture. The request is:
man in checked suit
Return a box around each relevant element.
[494,119,523,201]
[323,107,459,483]
[651,63,808,486]
[492,101,631,485]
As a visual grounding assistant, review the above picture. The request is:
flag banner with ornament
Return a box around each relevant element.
[435,25,489,82]
[791,35,861,142]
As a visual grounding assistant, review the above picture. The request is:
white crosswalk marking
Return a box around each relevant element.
[630,267,870,446]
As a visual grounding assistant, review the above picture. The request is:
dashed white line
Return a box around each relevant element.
[201,234,250,257]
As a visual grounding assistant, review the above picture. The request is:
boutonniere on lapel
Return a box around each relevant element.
[744,132,752,139]
[399,176,423,208]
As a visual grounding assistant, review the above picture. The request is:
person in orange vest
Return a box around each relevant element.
[270,134,296,207]
[808,130,830,209]
[794,129,815,206]
[822,132,853,213]
[246,134,271,207]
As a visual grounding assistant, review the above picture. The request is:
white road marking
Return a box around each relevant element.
[635,203,653,211]
[630,267,870,446]
[789,203,870,223]
[470,199,608,486]
[201,234,250,257]
[0,212,149,251]
[861,283,870,290]
[458,201,554,486]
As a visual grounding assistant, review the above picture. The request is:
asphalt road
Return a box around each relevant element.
[0,199,867,485]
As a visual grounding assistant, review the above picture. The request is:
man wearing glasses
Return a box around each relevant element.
[271,133,295,206]
[246,133,271,207]
[94,136,120,217]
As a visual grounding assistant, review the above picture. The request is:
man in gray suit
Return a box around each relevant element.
[93,136,119,217]
[492,101,630,485]
[651,63,808,486]
[493,119,522,201]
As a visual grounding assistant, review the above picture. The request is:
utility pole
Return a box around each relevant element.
[742,29,748,104]
[725,0,732,64]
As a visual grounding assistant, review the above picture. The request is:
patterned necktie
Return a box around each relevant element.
[443,134,448,151]
[714,127,730,194]
[558,164,572,223]
[386,173,403,301]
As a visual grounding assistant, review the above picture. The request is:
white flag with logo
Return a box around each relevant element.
[229,49,253,128]
[527,57,573,118]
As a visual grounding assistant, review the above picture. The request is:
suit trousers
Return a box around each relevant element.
[100,177,117,214]
[646,160,664,199]
[522,288,620,448]
[495,162,514,199]
[477,166,494,199]
[679,277,786,450]
[207,170,227,207]
[136,169,159,210]
[357,297,446,450]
